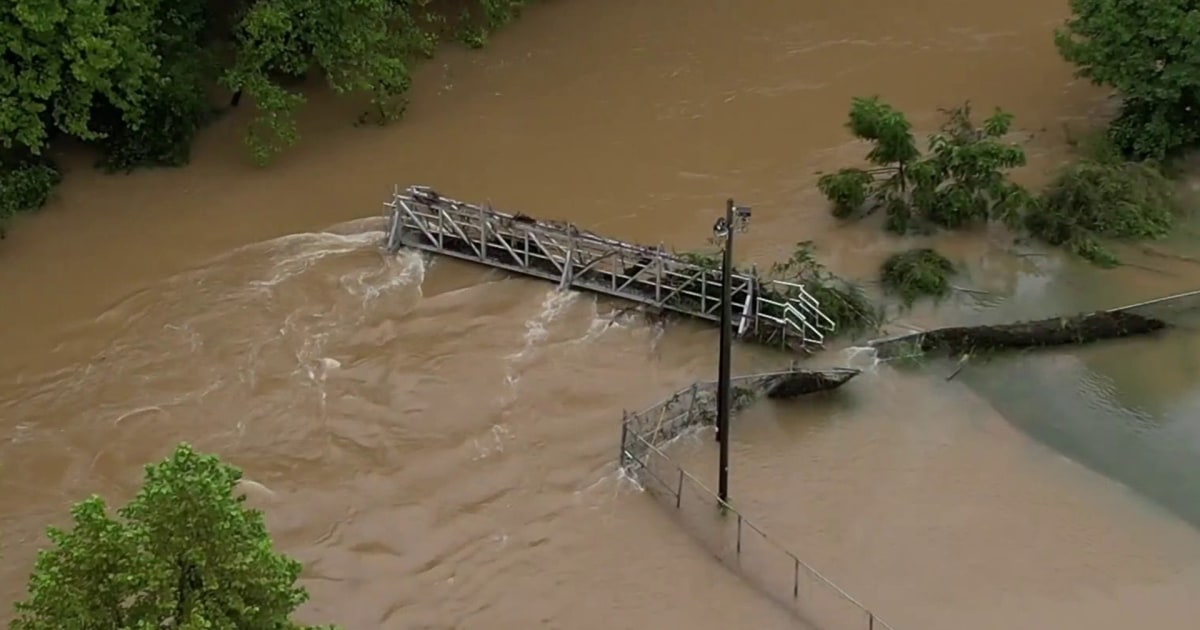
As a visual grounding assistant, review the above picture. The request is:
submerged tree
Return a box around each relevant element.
[1022,133,1179,267]
[0,160,61,239]
[11,443,336,630]
[1055,0,1200,161]
[767,241,882,336]
[879,248,956,306]
[817,97,1028,233]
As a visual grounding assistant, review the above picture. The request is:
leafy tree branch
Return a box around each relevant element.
[11,443,336,630]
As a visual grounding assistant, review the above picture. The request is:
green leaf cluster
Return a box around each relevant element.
[767,241,882,336]
[1056,0,1200,161]
[0,0,529,230]
[457,0,527,49]
[10,443,336,630]
[0,159,61,238]
[223,0,442,165]
[1022,135,1179,267]
[879,247,956,306]
[0,0,213,169]
[818,97,1028,234]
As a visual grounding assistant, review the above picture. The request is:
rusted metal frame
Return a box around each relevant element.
[655,248,664,302]
[476,205,489,262]
[614,256,657,293]
[698,275,753,317]
[655,267,747,314]
[386,207,403,252]
[558,231,576,290]
[404,239,563,285]
[556,232,615,288]
[526,232,567,275]
[434,203,482,258]
[397,199,441,249]
[404,237,721,322]
[652,267,711,310]
[612,250,623,290]
[532,228,605,281]
[482,220,525,266]
[575,250,620,277]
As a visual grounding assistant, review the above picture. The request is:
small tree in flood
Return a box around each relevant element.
[818,97,1028,233]
[11,443,337,630]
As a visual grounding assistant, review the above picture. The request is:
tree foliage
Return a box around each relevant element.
[223,0,441,165]
[0,0,213,168]
[458,0,528,48]
[767,241,882,336]
[818,97,1028,233]
[879,248,956,306]
[0,159,61,238]
[0,0,528,233]
[1021,134,1179,267]
[11,443,336,630]
[1056,0,1200,161]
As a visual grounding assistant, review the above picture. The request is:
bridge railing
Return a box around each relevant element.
[620,380,895,630]
[384,185,838,351]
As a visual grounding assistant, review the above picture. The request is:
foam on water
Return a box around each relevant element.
[502,288,581,394]
[842,345,882,372]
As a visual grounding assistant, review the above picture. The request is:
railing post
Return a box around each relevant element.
[478,205,488,262]
[675,468,684,508]
[619,415,629,468]
[387,207,402,252]
[869,613,875,630]
[793,557,799,599]
[558,228,575,290]
[682,383,698,430]
[736,513,742,556]
[655,245,664,303]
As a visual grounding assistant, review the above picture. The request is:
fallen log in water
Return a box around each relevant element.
[869,310,1168,360]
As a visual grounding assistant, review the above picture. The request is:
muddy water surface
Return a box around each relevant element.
[3,0,1200,628]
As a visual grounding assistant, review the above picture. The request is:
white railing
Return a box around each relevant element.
[752,280,835,348]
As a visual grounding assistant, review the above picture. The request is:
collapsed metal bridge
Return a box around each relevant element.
[384,185,836,351]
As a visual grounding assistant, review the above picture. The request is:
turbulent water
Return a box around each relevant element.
[3,1,1200,628]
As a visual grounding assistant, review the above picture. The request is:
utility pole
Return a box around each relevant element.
[713,198,751,504]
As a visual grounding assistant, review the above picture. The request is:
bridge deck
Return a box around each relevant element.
[384,186,835,351]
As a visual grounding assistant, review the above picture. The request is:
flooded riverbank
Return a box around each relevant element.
[3,0,1200,628]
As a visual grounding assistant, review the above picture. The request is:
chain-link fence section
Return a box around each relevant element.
[619,373,893,630]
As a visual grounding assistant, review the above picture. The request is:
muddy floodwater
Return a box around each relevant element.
[4,1,1200,628]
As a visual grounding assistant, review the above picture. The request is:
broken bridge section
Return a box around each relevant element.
[384,185,836,352]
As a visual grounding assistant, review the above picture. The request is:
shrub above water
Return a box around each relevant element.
[768,241,882,336]
[1020,135,1179,266]
[879,248,956,306]
[817,97,1028,234]
[0,161,63,237]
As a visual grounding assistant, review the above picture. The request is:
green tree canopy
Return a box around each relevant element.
[0,0,526,230]
[11,443,335,630]
[817,97,1028,233]
[0,0,446,169]
[1056,0,1200,160]
[0,0,212,168]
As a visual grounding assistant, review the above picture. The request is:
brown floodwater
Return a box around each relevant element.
[4,0,1200,628]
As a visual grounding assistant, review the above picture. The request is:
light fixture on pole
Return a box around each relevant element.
[713,198,751,504]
